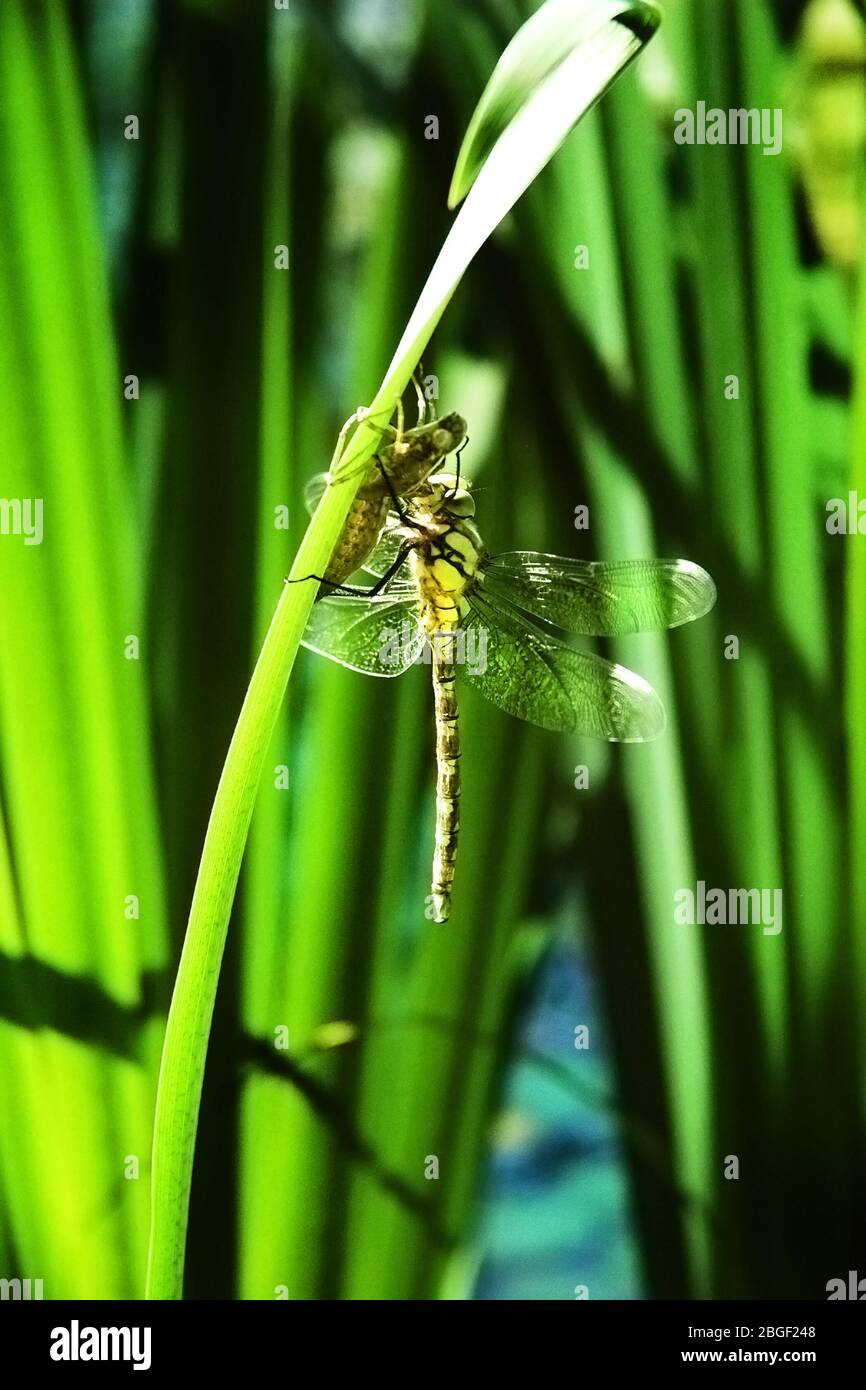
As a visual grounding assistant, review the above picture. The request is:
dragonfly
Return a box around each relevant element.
[301,466,716,923]
[305,392,467,589]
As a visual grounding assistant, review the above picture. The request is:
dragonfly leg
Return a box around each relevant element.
[287,541,418,597]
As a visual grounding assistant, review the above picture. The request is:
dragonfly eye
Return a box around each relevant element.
[446,489,475,517]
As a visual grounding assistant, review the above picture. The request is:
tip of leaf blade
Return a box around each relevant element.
[614,1,663,45]
[447,0,662,210]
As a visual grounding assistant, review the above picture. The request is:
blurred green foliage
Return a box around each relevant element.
[0,0,863,1300]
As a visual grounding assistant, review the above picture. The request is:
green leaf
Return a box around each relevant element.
[448,0,661,209]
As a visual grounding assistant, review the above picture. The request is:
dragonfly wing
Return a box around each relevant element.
[304,473,329,516]
[360,519,411,579]
[481,553,716,635]
[461,588,665,741]
[302,589,423,677]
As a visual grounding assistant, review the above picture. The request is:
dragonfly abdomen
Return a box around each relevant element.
[414,523,481,922]
[430,644,460,924]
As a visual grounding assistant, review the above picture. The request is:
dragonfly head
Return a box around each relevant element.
[425,471,475,517]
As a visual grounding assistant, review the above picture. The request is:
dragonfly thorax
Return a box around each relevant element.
[411,515,484,630]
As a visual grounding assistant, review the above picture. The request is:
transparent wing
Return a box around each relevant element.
[481,553,716,635]
[302,588,424,677]
[460,587,665,741]
[360,517,411,579]
[304,473,329,516]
